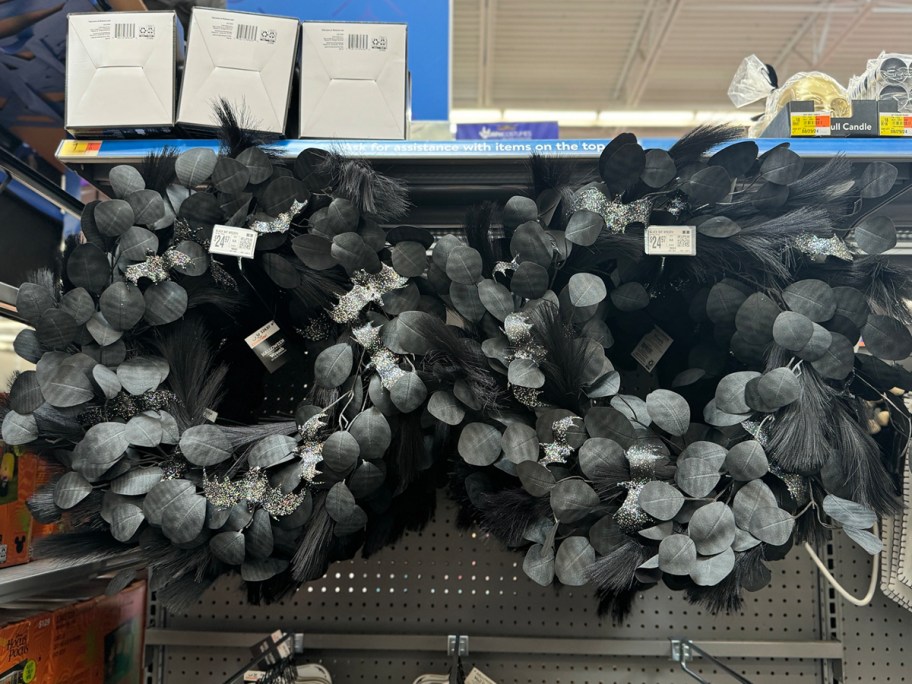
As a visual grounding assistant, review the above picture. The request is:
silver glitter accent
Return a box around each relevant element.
[330,264,408,323]
[539,417,579,465]
[297,315,332,342]
[160,458,187,480]
[741,417,773,447]
[504,313,546,362]
[203,468,306,518]
[614,480,653,533]
[513,386,544,408]
[494,257,520,275]
[626,441,669,480]
[248,200,307,234]
[210,259,238,291]
[666,195,688,218]
[297,412,327,483]
[353,323,405,389]
[571,188,653,234]
[793,233,853,261]
[124,249,192,285]
[80,389,178,425]
[768,463,810,505]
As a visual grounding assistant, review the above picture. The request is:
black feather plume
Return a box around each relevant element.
[803,256,912,325]
[214,98,281,157]
[596,583,643,624]
[821,399,901,515]
[587,539,648,594]
[475,488,550,547]
[156,575,216,613]
[140,147,178,194]
[27,482,63,524]
[291,495,335,581]
[152,318,227,431]
[291,262,348,310]
[531,303,588,411]
[529,154,574,196]
[463,203,500,277]
[668,125,742,167]
[387,412,426,496]
[317,151,410,221]
[33,530,132,561]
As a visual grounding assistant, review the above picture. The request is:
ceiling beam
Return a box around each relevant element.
[626,0,685,107]
[774,3,825,69]
[814,0,876,68]
[612,0,658,101]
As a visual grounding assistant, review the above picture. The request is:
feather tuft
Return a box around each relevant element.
[668,125,742,166]
[213,98,281,157]
[291,496,335,581]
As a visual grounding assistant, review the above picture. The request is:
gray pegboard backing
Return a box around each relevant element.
[160,499,827,683]
[832,532,910,683]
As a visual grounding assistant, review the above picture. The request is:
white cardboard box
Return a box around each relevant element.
[299,22,408,140]
[66,12,176,134]
[178,8,298,134]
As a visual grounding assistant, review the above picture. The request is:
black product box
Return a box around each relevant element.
[758,99,883,137]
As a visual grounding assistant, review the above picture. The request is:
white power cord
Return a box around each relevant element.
[803,523,880,607]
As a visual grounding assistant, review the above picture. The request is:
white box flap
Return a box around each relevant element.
[66,12,175,129]
[299,22,407,140]
[178,8,298,133]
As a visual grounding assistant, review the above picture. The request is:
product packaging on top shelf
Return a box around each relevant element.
[299,22,408,140]
[65,11,177,137]
[849,52,912,113]
[178,7,299,135]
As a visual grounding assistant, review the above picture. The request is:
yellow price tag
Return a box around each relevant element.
[57,140,102,157]
[879,113,912,136]
[22,659,36,683]
[790,113,831,137]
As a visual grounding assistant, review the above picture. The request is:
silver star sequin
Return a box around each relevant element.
[124,249,192,285]
[539,417,579,465]
[248,200,307,234]
[793,233,853,262]
[353,323,405,389]
[330,264,408,323]
[571,188,653,233]
[614,480,653,533]
[297,412,328,483]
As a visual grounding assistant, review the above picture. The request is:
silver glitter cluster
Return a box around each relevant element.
[80,389,178,425]
[792,233,853,261]
[125,249,192,285]
[297,412,328,482]
[203,468,306,518]
[330,264,408,323]
[626,441,669,480]
[539,416,579,465]
[248,200,307,234]
[210,259,238,291]
[504,313,546,362]
[512,386,544,408]
[298,315,332,341]
[353,323,406,389]
[614,480,653,533]
[494,257,520,275]
[571,188,653,233]
[160,458,187,480]
[769,463,810,505]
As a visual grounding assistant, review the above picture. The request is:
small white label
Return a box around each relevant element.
[203,408,218,423]
[210,225,258,259]
[645,225,696,256]
[245,321,280,348]
[465,668,498,684]
[243,672,265,682]
[632,326,673,372]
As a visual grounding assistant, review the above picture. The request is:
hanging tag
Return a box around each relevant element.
[645,226,696,256]
[465,668,499,684]
[243,672,265,682]
[632,326,673,372]
[245,321,290,373]
[210,225,258,258]
[202,408,218,423]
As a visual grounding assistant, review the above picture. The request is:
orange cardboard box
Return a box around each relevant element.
[0,610,54,683]
[48,598,98,683]
[92,582,146,684]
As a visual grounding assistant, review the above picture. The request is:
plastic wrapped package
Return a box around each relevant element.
[849,52,912,113]
[729,54,851,135]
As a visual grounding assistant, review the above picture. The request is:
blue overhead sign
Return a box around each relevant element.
[226,0,451,121]
[457,122,560,140]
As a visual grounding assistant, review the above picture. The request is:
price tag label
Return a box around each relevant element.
[879,113,912,136]
[790,112,831,136]
[58,140,102,157]
[210,225,258,258]
[645,226,696,256]
[202,408,218,423]
[632,326,673,372]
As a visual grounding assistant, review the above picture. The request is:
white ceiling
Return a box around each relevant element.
[452,0,912,134]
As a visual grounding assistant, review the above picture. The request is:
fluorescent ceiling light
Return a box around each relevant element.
[598,110,696,126]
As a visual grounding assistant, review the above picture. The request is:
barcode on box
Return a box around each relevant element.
[348,33,369,50]
[632,326,673,372]
[114,23,135,39]
[236,24,258,41]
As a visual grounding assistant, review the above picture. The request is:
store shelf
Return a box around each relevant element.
[55,137,912,164]
[0,554,138,604]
